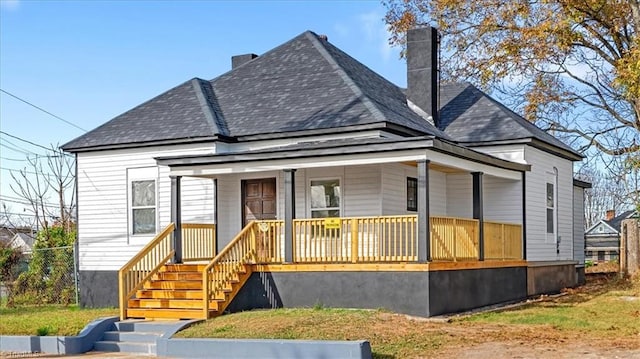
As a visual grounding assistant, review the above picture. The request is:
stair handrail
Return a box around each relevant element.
[118,223,176,320]
[202,221,257,319]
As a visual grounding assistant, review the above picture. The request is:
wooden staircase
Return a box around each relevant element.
[125,263,253,320]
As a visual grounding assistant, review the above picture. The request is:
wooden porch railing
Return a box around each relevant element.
[118,223,175,320]
[202,222,257,318]
[430,216,479,261]
[254,220,284,263]
[484,221,523,260]
[292,215,418,263]
[182,223,216,261]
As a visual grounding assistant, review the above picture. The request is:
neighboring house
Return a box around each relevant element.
[0,227,35,255]
[62,28,588,320]
[585,210,638,262]
[8,232,36,255]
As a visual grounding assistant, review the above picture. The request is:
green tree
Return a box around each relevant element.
[0,240,23,307]
[12,224,76,305]
[384,0,639,208]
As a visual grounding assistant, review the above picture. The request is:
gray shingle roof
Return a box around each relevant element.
[605,210,638,232]
[62,79,223,150]
[62,30,579,159]
[438,82,579,155]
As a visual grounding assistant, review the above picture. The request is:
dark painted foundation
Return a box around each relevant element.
[79,270,119,307]
[428,267,527,316]
[527,261,578,296]
[576,265,586,286]
[228,267,527,317]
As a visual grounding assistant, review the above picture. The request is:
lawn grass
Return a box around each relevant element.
[463,274,640,337]
[0,305,118,336]
[177,274,640,358]
[177,307,456,358]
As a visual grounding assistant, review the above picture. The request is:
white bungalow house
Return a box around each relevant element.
[62,28,587,320]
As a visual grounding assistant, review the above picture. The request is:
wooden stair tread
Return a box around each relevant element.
[126,308,216,320]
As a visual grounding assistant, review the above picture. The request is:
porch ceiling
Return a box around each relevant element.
[155,137,529,180]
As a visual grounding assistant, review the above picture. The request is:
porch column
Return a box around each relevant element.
[417,160,431,262]
[170,175,183,263]
[213,178,219,255]
[472,172,484,261]
[283,169,296,263]
[521,172,527,260]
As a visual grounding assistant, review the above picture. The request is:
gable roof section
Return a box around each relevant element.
[586,209,639,235]
[62,79,224,151]
[438,83,582,160]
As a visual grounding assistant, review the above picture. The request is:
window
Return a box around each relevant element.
[407,177,418,211]
[131,180,156,234]
[310,179,340,218]
[546,182,554,234]
[597,251,605,261]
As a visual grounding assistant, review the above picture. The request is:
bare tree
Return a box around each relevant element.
[9,145,75,244]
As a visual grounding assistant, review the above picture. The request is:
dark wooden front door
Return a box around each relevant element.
[242,178,276,226]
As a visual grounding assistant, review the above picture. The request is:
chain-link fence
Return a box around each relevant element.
[1,245,78,307]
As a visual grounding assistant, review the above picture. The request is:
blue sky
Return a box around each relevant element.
[0,0,405,221]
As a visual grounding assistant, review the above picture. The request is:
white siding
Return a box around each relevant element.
[484,175,523,224]
[181,177,215,222]
[381,163,416,215]
[524,146,574,261]
[446,174,472,218]
[573,186,585,264]
[77,143,216,271]
[430,170,447,216]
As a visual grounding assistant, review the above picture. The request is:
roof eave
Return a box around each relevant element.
[459,137,583,161]
[61,136,233,153]
[234,122,428,142]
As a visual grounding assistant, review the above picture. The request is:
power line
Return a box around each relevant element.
[0,156,25,161]
[0,130,61,154]
[0,89,87,132]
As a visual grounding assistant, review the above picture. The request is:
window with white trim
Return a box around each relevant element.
[131,180,156,234]
[310,179,341,218]
[546,182,554,234]
[128,167,158,236]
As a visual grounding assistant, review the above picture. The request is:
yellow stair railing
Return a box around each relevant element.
[118,223,175,320]
[202,221,257,319]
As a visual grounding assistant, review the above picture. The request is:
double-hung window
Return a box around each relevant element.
[131,180,156,234]
[310,179,341,218]
[128,167,158,236]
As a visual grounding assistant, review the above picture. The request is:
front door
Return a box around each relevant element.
[242,178,276,226]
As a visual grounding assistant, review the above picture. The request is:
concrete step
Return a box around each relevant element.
[115,319,185,333]
[93,340,156,355]
[102,330,162,343]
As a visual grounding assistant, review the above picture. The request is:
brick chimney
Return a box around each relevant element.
[231,53,258,69]
[406,26,439,126]
[605,209,615,221]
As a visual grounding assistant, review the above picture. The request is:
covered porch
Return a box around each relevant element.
[118,137,530,319]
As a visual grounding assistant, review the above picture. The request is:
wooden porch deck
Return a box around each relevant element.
[118,215,523,320]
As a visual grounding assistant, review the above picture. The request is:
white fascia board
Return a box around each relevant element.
[169,148,522,181]
[426,150,522,180]
[169,150,428,176]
